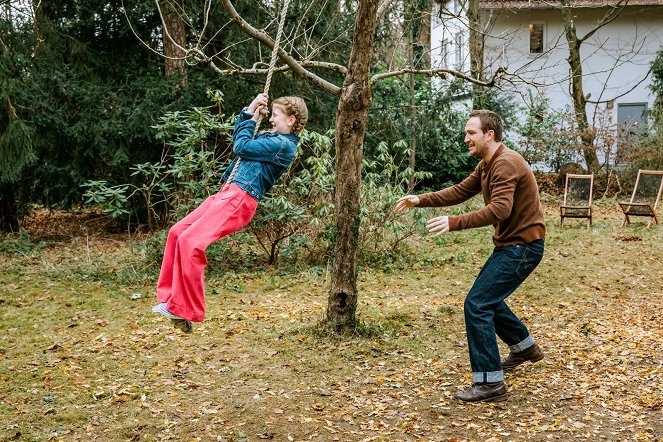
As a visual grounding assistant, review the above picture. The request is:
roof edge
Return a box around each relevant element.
[480,0,663,10]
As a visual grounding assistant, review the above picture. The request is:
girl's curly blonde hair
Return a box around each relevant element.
[273,96,308,135]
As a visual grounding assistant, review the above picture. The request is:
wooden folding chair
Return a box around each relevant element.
[560,174,594,226]
[619,170,663,228]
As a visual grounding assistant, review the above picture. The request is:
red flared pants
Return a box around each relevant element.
[156,184,258,322]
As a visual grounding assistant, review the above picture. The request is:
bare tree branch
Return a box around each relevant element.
[371,66,506,86]
[219,0,510,94]
[579,0,627,43]
[208,60,348,76]
[377,0,398,18]
[587,67,652,104]
[220,0,341,95]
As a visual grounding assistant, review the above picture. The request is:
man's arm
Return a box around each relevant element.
[417,166,482,208]
[394,165,482,213]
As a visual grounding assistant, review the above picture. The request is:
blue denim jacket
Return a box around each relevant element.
[221,109,299,201]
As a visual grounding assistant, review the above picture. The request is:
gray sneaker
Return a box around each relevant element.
[152,303,193,333]
[171,318,193,333]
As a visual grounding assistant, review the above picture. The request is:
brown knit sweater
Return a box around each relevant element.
[417,144,545,247]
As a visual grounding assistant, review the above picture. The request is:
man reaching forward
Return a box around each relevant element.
[395,110,546,402]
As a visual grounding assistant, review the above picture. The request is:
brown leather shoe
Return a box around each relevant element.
[454,382,508,402]
[501,343,544,371]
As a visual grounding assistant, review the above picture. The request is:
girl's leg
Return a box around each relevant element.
[166,185,257,322]
[156,195,216,303]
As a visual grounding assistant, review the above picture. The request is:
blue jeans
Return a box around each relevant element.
[464,239,544,383]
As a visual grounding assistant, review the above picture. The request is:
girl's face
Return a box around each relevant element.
[269,104,296,134]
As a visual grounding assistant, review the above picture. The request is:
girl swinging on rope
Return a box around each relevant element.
[152,93,308,332]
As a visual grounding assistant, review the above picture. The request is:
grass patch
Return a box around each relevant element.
[1,203,661,441]
[0,232,50,257]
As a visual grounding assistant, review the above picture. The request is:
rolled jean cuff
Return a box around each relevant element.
[509,335,535,353]
[473,370,504,383]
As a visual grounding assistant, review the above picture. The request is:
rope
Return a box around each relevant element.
[224,0,291,191]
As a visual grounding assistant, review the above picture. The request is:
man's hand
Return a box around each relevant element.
[427,216,449,236]
[394,195,420,212]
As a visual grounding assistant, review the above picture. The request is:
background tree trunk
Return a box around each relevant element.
[467,0,485,109]
[418,10,431,68]
[407,1,417,192]
[561,0,600,172]
[162,2,188,87]
[326,0,379,332]
[0,183,19,233]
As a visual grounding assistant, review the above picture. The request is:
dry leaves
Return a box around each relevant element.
[1,204,661,441]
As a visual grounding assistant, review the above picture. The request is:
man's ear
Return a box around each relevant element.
[486,129,495,141]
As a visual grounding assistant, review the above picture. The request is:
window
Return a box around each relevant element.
[618,103,648,140]
[455,32,464,70]
[529,23,544,54]
[441,39,450,68]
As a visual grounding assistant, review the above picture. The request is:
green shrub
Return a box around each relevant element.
[82,92,435,270]
[0,232,48,257]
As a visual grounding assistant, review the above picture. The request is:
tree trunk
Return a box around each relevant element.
[418,11,431,68]
[561,0,600,172]
[467,0,485,109]
[0,183,19,233]
[407,12,417,192]
[3,2,12,27]
[162,2,188,87]
[326,0,379,332]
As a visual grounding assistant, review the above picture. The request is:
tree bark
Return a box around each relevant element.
[162,2,188,87]
[467,0,485,109]
[326,0,379,332]
[561,0,600,172]
[0,182,19,233]
[407,8,417,192]
[417,10,431,68]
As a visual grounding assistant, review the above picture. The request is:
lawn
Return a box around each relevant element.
[0,202,661,442]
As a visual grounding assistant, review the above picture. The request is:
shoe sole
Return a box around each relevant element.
[454,392,510,403]
[531,353,545,363]
[482,393,509,402]
[502,354,545,371]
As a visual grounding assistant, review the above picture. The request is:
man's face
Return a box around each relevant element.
[464,116,492,158]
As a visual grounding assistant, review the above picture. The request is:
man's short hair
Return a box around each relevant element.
[469,109,503,142]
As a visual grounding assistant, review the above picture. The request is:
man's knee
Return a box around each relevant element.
[464,296,482,316]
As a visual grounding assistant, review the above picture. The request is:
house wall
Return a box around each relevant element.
[430,3,663,170]
[431,1,472,74]
[482,5,663,123]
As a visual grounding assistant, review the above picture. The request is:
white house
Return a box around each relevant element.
[431,0,473,75]
[431,0,663,138]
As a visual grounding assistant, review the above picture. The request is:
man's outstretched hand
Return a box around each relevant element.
[394,195,420,212]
